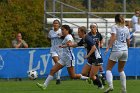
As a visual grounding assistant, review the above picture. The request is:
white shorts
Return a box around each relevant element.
[51,52,59,57]
[50,47,62,57]
[59,59,75,67]
[58,52,75,67]
[109,51,128,62]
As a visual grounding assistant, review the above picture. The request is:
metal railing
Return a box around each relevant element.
[44,0,108,46]
[45,12,134,15]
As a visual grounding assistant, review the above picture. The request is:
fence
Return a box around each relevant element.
[44,0,108,46]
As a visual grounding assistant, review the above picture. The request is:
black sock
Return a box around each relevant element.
[93,78,102,87]
[92,74,99,85]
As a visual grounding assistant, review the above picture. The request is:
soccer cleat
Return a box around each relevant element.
[98,85,104,90]
[104,87,113,93]
[56,79,61,85]
[121,90,127,93]
[36,83,46,90]
[86,78,92,84]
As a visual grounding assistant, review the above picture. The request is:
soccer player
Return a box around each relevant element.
[48,20,63,84]
[88,23,106,85]
[36,25,89,90]
[131,9,140,32]
[104,14,130,93]
[68,26,104,89]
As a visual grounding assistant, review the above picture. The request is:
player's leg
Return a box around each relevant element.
[104,59,116,93]
[89,65,103,89]
[45,62,63,85]
[36,62,63,90]
[66,60,89,80]
[118,51,128,93]
[99,65,106,85]
[118,60,126,93]
[104,51,122,93]
[81,63,91,76]
[67,66,89,80]
[52,52,62,84]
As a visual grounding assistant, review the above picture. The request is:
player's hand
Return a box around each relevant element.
[57,33,63,37]
[104,48,109,55]
[59,45,63,48]
[67,42,73,47]
[59,45,67,48]
[18,39,22,43]
[84,55,89,59]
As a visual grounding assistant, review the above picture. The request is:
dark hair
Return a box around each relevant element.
[78,26,87,34]
[62,25,72,34]
[115,14,125,25]
[53,19,61,26]
[62,25,74,38]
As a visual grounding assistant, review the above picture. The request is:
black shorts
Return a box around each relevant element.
[87,56,103,66]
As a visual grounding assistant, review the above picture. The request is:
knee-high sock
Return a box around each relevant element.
[106,70,113,88]
[44,75,53,87]
[80,74,89,79]
[56,69,62,80]
[93,78,102,87]
[120,71,126,91]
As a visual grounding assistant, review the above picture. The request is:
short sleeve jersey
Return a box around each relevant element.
[61,34,75,60]
[48,28,63,53]
[88,32,103,49]
[131,15,140,31]
[111,24,130,51]
[77,35,95,54]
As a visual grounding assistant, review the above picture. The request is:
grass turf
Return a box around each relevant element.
[0,79,139,93]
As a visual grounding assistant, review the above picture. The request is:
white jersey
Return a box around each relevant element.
[61,34,75,61]
[111,24,130,51]
[131,15,140,31]
[48,28,63,54]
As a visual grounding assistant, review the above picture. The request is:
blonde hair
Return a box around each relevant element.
[78,26,87,34]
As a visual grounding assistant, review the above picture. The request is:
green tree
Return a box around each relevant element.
[0,0,50,48]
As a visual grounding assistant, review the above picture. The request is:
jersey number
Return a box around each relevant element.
[120,32,126,42]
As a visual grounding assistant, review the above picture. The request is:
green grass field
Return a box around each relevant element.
[0,79,139,93]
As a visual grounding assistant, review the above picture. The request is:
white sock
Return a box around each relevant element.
[106,70,113,88]
[80,74,89,80]
[120,71,126,91]
[56,69,62,80]
[44,75,53,87]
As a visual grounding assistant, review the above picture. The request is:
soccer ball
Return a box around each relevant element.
[98,74,103,78]
[28,70,38,80]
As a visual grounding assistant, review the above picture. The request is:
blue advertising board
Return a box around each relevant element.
[0,48,139,78]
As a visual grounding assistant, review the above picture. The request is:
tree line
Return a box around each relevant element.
[0,0,140,47]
